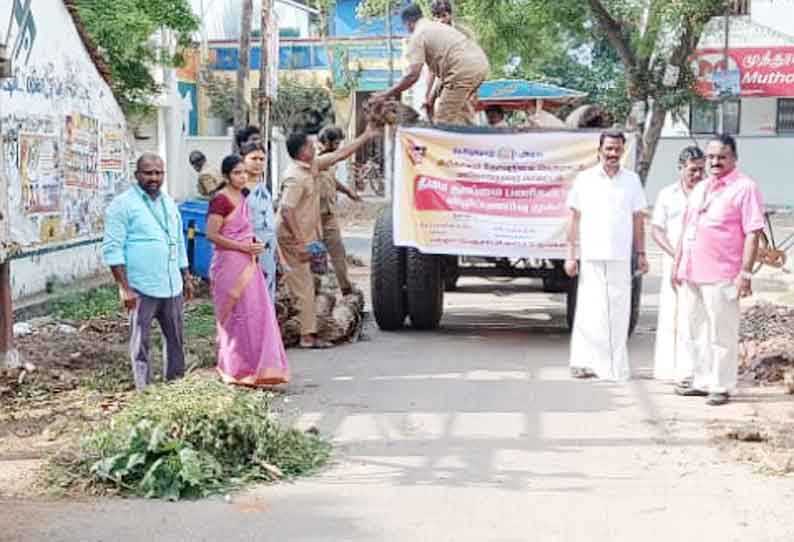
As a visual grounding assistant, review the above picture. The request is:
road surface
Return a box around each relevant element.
[3,273,794,541]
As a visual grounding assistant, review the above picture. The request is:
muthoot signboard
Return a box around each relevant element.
[694,46,794,98]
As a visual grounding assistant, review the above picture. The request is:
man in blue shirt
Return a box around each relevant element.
[103,153,194,390]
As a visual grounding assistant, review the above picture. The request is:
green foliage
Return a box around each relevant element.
[201,70,235,122]
[271,76,335,133]
[51,376,331,500]
[356,0,429,20]
[51,285,119,320]
[74,0,199,115]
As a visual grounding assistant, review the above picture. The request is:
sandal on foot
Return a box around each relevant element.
[675,384,708,397]
[674,384,708,397]
[571,367,596,379]
[299,340,333,349]
[707,392,730,406]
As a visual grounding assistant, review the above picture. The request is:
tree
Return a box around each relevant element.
[537,0,727,182]
[74,0,198,116]
[234,0,255,141]
[271,76,334,134]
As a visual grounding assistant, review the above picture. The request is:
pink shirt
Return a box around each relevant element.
[677,169,765,284]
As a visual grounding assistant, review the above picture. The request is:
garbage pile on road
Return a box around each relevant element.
[275,273,365,348]
[739,302,794,389]
[364,99,420,127]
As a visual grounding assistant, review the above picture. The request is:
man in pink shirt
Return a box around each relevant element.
[672,134,765,405]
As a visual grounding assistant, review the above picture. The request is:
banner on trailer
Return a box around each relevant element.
[393,127,635,259]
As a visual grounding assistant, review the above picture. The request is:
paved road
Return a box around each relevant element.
[4,279,794,541]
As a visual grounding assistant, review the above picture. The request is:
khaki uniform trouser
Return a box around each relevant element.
[435,54,489,125]
[280,240,316,336]
[681,281,740,394]
[321,213,352,293]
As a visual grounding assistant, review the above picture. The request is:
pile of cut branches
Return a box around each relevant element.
[45,376,330,500]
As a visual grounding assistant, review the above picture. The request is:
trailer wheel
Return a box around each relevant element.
[565,275,578,332]
[371,207,407,330]
[406,248,444,329]
[443,256,460,291]
[628,274,642,338]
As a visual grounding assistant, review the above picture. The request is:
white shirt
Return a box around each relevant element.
[567,165,648,261]
[651,181,689,252]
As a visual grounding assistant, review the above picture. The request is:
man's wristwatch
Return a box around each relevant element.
[739,271,753,280]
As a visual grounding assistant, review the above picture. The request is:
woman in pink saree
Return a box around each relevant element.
[206,155,289,386]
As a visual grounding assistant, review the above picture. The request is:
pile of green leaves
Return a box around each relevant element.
[50,376,330,500]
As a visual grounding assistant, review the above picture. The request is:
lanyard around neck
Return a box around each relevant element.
[140,191,171,238]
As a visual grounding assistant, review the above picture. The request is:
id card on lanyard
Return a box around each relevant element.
[142,193,177,261]
[686,180,720,242]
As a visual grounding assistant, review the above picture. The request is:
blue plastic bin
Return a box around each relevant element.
[179,199,213,280]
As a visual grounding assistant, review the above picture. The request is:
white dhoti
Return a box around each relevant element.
[680,282,740,394]
[652,256,692,382]
[570,260,632,381]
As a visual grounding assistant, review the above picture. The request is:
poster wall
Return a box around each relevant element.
[0,0,129,251]
[394,127,633,259]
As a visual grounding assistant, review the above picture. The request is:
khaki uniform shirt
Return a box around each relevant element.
[406,18,489,86]
[318,164,338,216]
[276,160,321,246]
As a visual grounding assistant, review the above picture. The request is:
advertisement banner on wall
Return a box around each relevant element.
[695,47,794,97]
[393,127,634,259]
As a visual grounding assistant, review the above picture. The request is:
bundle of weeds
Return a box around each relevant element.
[46,375,330,500]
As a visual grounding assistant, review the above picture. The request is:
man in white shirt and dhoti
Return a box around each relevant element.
[651,146,705,382]
[565,131,649,381]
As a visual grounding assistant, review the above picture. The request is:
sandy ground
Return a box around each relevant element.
[2,209,794,541]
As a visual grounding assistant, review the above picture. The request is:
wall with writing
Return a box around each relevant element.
[0,0,129,299]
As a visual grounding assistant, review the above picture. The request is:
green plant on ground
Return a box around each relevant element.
[51,286,120,321]
[47,376,330,500]
[185,301,216,338]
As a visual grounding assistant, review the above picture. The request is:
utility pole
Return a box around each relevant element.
[258,0,274,189]
[0,12,19,369]
[384,0,395,201]
[719,3,731,133]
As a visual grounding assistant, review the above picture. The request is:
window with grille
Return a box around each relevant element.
[777,99,794,133]
[690,100,740,134]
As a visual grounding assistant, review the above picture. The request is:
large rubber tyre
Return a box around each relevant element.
[543,277,569,294]
[628,274,642,338]
[406,248,444,330]
[443,256,460,291]
[566,275,578,332]
[371,207,407,330]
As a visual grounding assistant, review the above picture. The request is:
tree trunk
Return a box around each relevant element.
[637,100,667,185]
[234,0,254,148]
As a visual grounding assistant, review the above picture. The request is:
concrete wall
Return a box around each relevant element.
[0,0,129,301]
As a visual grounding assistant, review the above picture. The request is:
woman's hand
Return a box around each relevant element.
[244,241,265,256]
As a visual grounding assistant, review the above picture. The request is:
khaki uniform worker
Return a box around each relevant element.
[277,128,379,349]
[372,3,489,125]
[317,126,361,295]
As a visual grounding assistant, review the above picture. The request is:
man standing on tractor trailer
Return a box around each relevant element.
[423,0,476,122]
[565,131,649,381]
[651,146,705,382]
[371,3,490,126]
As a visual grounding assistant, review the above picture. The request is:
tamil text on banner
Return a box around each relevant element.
[393,127,634,259]
[695,47,794,98]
